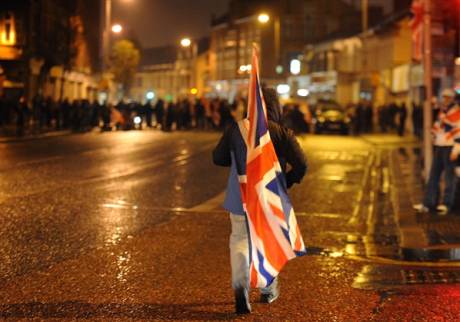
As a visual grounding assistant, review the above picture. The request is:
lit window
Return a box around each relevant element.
[1,12,16,46]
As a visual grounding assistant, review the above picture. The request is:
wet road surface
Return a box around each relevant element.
[0,130,459,321]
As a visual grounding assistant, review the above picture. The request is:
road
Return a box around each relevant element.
[0,130,459,321]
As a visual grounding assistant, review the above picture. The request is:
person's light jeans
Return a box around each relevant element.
[229,213,278,294]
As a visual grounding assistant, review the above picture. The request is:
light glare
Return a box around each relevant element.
[146,91,155,100]
[277,84,290,95]
[258,13,270,24]
[297,89,310,97]
[290,59,301,75]
[111,24,123,33]
[180,38,191,47]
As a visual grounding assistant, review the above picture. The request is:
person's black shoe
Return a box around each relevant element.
[234,288,251,314]
[260,291,279,304]
[260,278,279,304]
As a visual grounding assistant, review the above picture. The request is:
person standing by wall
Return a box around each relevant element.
[414,89,460,215]
[398,102,408,136]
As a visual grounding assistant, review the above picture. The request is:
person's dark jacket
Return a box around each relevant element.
[212,92,307,188]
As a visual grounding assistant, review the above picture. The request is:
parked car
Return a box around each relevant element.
[313,100,351,135]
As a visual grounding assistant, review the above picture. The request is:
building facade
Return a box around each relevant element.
[131,46,177,103]
[296,12,412,107]
[208,0,384,100]
[132,38,211,103]
[0,0,101,102]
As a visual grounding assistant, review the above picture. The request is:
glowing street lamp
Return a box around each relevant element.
[146,91,155,100]
[111,24,123,33]
[180,38,192,47]
[258,13,270,24]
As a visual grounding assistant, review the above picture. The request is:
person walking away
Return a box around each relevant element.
[213,87,307,314]
[412,102,423,138]
[398,102,407,136]
[165,102,175,131]
[154,99,165,129]
[195,98,205,129]
[354,103,363,135]
[364,102,373,133]
[378,105,387,133]
[414,89,460,214]
[144,100,153,127]
[182,99,192,129]
[388,101,398,129]
[100,102,111,131]
[15,96,29,136]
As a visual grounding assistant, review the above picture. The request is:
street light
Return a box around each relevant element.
[297,89,310,97]
[257,12,281,75]
[290,59,301,75]
[276,84,290,95]
[146,91,155,100]
[180,38,192,48]
[258,13,270,24]
[111,24,123,33]
[179,38,195,95]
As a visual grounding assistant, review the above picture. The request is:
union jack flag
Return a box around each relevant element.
[237,45,306,289]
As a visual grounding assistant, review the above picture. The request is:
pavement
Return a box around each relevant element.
[0,131,459,321]
[389,143,460,261]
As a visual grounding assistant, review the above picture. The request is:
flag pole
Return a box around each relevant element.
[423,0,433,180]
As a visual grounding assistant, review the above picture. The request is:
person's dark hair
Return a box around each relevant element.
[262,87,278,110]
[262,87,282,124]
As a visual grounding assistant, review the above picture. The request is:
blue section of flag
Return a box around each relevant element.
[277,172,293,222]
[257,250,275,286]
[281,227,291,243]
[266,177,279,195]
[255,78,267,147]
[444,123,453,132]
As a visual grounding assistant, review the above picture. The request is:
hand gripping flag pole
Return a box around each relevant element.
[238,44,306,289]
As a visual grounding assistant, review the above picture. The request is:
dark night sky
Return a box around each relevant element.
[112,0,230,49]
[112,0,393,49]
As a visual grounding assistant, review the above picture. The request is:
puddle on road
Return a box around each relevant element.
[402,247,460,261]
[306,243,460,289]
[352,265,460,290]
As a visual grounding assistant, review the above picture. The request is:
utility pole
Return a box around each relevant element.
[423,0,433,179]
[362,0,368,32]
[101,0,112,72]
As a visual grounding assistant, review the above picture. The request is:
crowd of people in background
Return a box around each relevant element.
[376,101,410,137]
[0,92,432,138]
[0,94,247,136]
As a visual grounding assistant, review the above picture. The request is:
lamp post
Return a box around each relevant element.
[111,23,123,34]
[180,38,191,48]
[361,0,368,32]
[102,0,129,69]
[257,13,282,75]
[423,0,433,179]
[101,0,112,71]
[179,38,197,96]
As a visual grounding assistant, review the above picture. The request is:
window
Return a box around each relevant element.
[1,12,16,45]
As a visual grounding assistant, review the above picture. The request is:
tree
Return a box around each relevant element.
[109,40,140,97]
